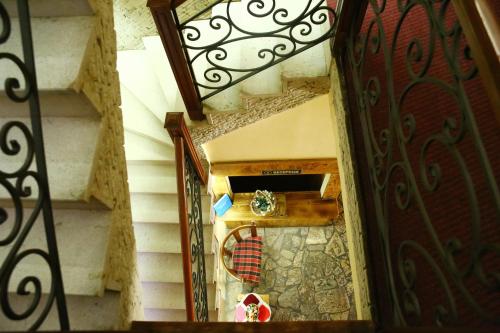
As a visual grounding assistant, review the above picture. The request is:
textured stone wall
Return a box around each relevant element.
[73,0,143,328]
[113,0,155,50]
[328,59,372,320]
[191,77,330,158]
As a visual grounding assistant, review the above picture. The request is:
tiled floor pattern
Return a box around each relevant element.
[221,218,356,321]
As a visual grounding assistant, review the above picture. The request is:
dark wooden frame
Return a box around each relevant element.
[451,0,500,125]
[165,112,207,321]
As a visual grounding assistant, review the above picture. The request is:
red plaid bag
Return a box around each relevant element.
[233,236,263,283]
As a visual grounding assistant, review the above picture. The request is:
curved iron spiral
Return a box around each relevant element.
[0,0,69,330]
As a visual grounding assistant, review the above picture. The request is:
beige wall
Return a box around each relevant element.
[329,59,372,320]
[202,94,336,162]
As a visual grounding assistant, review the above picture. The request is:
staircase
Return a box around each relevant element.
[0,0,135,330]
[115,0,333,322]
[117,45,216,321]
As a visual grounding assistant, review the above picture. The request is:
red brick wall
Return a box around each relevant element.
[344,1,500,327]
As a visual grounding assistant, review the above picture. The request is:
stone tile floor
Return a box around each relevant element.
[221,217,356,321]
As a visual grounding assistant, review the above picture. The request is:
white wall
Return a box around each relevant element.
[202,94,336,162]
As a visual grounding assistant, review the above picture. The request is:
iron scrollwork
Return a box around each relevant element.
[346,0,500,327]
[184,154,209,321]
[174,0,337,100]
[0,0,69,330]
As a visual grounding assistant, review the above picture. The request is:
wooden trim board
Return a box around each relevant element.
[210,159,339,176]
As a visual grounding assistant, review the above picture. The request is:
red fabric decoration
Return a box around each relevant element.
[233,236,263,283]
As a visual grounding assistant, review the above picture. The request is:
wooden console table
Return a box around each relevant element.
[216,191,338,228]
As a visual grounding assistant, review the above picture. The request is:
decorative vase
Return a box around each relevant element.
[250,190,276,216]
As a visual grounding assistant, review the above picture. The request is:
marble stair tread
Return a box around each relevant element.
[0,116,103,208]
[143,308,218,322]
[128,175,177,194]
[137,252,214,283]
[124,131,175,162]
[0,16,93,90]
[3,0,94,17]
[0,208,111,296]
[127,161,176,179]
[130,193,211,224]
[134,223,212,254]
[141,281,216,310]
[142,36,186,115]
[0,291,120,330]
[117,50,171,123]
[120,85,173,147]
[0,90,100,118]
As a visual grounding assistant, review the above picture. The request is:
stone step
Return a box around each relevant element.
[137,252,214,283]
[0,208,111,297]
[134,223,213,254]
[127,160,177,194]
[1,90,99,118]
[124,131,175,162]
[128,175,177,194]
[3,0,93,17]
[117,50,171,123]
[0,16,93,91]
[141,282,216,310]
[127,160,176,179]
[142,36,187,120]
[130,193,211,224]
[0,291,120,330]
[120,85,173,147]
[0,116,103,208]
[143,308,218,321]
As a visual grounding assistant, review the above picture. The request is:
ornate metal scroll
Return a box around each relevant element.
[345,0,499,327]
[173,0,337,100]
[184,154,209,321]
[0,0,69,330]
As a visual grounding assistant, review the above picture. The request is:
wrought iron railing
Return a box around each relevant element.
[336,0,500,328]
[165,112,209,321]
[148,0,338,120]
[0,0,69,330]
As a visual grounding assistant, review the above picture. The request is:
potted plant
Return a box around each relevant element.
[250,190,276,216]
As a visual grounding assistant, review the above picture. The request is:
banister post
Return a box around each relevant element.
[165,113,207,185]
[147,0,205,121]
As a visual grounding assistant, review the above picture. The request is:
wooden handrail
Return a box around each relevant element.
[165,112,207,185]
[451,0,500,125]
[147,0,205,121]
[165,112,207,321]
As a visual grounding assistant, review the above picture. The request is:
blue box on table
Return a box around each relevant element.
[214,194,232,216]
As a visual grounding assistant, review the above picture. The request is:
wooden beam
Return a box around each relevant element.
[452,0,500,125]
[210,159,339,177]
[132,320,375,333]
[147,0,205,121]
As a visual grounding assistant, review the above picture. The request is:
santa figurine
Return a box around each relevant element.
[235,293,271,322]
